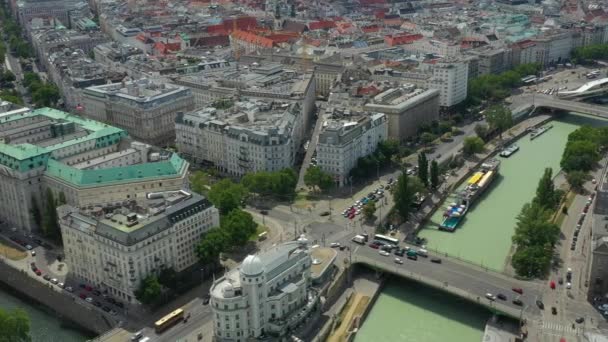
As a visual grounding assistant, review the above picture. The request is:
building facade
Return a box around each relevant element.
[316,111,387,187]
[58,190,219,303]
[210,238,319,340]
[82,79,195,146]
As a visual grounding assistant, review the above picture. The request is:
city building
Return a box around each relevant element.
[591,163,608,297]
[465,46,513,76]
[175,99,304,177]
[58,190,219,303]
[82,79,195,146]
[210,237,320,340]
[316,109,387,187]
[0,105,190,232]
[364,85,440,141]
[427,58,469,107]
[31,27,107,65]
[15,0,89,26]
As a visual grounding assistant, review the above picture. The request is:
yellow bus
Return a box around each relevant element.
[154,308,184,333]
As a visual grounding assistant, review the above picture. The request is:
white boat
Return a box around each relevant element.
[530,125,553,140]
[500,145,520,158]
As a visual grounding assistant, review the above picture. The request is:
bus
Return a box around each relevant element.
[523,77,537,84]
[520,75,536,83]
[155,308,184,333]
[374,234,399,246]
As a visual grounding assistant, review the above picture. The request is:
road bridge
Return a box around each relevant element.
[512,94,608,118]
[345,240,543,320]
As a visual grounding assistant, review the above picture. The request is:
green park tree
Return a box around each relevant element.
[566,170,589,193]
[534,168,559,209]
[30,195,41,228]
[485,105,513,140]
[474,123,489,141]
[417,153,429,188]
[430,160,439,190]
[196,227,228,265]
[393,172,416,221]
[363,202,376,221]
[189,171,210,195]
[42,188,60,239]
[561,139,599,172]
[420,132,437,145]
[221,209,257,247]
[0,308,30,342]
[462,136,485,156]
[208,179,249,215]
[304,166,334,192]
[135,275,162,304]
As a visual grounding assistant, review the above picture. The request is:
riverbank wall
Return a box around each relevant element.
[0,260,115,336]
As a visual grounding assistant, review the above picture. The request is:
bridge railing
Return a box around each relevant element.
[352,254,526,319]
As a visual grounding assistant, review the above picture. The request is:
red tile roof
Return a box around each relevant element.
[308,20,336,31]
[231,30,274,48]
[384,33,422,46]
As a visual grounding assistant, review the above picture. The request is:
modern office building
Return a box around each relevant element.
[82,79,195,146]
[0,105,190,233]
[175,99,304,177]
[210,237,320,340]
[428,58,469,107]
[364,86,440,141]
[316,109,387,187]
[58,190,219,303]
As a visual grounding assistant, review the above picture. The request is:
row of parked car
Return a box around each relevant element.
[572,194,594,251]
[342,181,392,219]
[76,283,122,315]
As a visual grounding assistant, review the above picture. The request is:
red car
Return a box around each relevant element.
[85,285,93,292]
[512,287,523,294]
[34,269,41,276]
[550,281,556,289]
[79,293,87,299]
[369,243,380,249]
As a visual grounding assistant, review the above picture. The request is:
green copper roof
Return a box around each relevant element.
[45,153,187,187]
[0,143,50,160]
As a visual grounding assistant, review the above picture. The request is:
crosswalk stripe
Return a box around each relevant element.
[539,320,582,334]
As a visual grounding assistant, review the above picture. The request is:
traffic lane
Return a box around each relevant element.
[355,245,541,315]
[155,305,213,342]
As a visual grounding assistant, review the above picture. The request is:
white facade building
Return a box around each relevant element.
[210,237,318,340]
[58,190,219,303]
[428,59,469,107]
[316,111,388,187]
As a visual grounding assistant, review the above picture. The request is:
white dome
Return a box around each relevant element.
[241,255,264,276]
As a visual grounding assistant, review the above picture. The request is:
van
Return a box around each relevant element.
[406,250,417,257]
[131,331,143,341]
[417,249,428,257]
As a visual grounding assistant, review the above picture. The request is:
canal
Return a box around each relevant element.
[419,113,608,271]
[356,113,608,341]
[0,286,89,342]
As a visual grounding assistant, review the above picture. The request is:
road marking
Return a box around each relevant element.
[539,320,582,335]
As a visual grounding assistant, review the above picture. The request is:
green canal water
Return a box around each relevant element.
[357,114,608,341]
[419,114,608,271]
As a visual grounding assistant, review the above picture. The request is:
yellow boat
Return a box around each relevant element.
[468,172,484,185]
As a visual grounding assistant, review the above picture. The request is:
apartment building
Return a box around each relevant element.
[82,79,195,146]
[0,106,189,233]
[58,190,220,303]
[210,238,320,340]
[316,109,387,187]
[465,46,513,76]
[175,99,304,177]
[364,86,440,141]
[427,58,469,107]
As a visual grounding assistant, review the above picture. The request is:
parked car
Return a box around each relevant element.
[575,317,584,324]
[330,242,340,248]
[394,258,403,264]
[512,288,523,294]
[497,294,507,301]
[430,258,442,264]
[43,275,51,281]
[65,286,73,292]
[512,299,523,306]
[536,300,544,310]
[379,250,390,256]
[407,254,418,261]
[79,293,87,299]
[85,297,93,303]
[102,306,111,312]
[485,293,496,301]
[551,307,557,315]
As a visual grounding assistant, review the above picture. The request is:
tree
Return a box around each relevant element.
[393,172,416,221]
[196,227,228,265]
[474,123,489,141]
[58,191,66,205]
[0,308,30,342]
[512,244,553,278]
[135,275,162,304]
[30,195,41,228]
[462,136,485,156]
[190,171,210,195]
[430,160,439,190]
[304,166,334,192]
[561,139,599,172]
[42,188,59,239]
[534,168,559,209]
[513,202,560,247]
[420,132,437,145]
[242,168,297,200]
[221,209,257,246]
[208,179,248,215]
[485,105,513,139]
[417,153,429,188]
[566,170,589,192]
[363,202,376,221]
[158,267,178,290]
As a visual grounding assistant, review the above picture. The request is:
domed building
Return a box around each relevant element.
[209,237,318,340]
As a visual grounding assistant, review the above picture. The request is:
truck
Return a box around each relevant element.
[352,235,366,244]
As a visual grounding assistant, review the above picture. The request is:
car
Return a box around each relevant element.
[79,293,86,299]
[551,307,557,315]
[85,285,93,292]
[93,290,101,296]
[536,300,544,310]
[79,284,86,289]
[65,286,73,292]
[355,209,361,215]
[25,245,33,250]
[30,262,36,268]
[512,299,523,306]
[379,250,390,256]
[43,275,51,281]
[369,243,379,249]
[566,282,572,289]
[31,250,36,256]
[51,278,58,284]
[394,249,405,257]
[407,254,418,261]
[485,293,496,301]
[430,258,442,264]
[203,295,210,305]
[115,301,124,309]
[93,301,102,307]
[330,242,340,248]
[85,297,93,303]
[35,270,41,276]
[394,258,403,264]
[558,277,564,285]
[109,310,117,316]
[102,306,111,312]
[339,245,347,251]
[512,288,523,294]
[497,294,507,301]
[550,281,556,289]
[575,317,584,324]
[58,282,64,288]
[320,211,330,216]
[106,297,116,304]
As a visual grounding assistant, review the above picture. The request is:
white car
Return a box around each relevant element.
[355,210,361,215]
[31,250,36,256]
[25,245,33,250]
[394,258,403,264]
[485,293,496,301]
[379,250,390,256]
[58,282,64,288]
[65,286,73,292]
[566,282,572,289]
[50,278,58,284]
[330,242,341,248]
[85,297,93,303]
